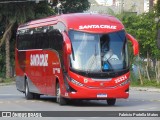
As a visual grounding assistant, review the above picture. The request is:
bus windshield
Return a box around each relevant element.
[69,30,129,73]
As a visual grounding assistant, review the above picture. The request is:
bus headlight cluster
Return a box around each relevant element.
[70,78,84,87]
[119,79,130,86]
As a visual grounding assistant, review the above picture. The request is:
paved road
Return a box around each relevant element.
[0,84,160,120]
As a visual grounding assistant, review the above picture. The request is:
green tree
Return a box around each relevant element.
[119,12,160,85]
[0,0,90,79]
[0,1,54,78]
[155,0,160,17]
[54,0,90,13]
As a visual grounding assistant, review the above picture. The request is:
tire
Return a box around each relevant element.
[25,81,34,100]
[56,82,67,105]
[106,99,116,106]
[34,93,40,99]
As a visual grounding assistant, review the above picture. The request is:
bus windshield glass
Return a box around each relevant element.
[69,30,128,72]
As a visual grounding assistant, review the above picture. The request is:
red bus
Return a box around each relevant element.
[15,13,139,105]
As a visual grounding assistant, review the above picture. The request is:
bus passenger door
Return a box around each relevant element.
[28,50,47,94]
[43,50,57,96]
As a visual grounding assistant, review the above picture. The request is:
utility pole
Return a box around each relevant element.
[118,0,124,14]
[120,0,124,13]
[149,0,154,11]
[57,0,62,15]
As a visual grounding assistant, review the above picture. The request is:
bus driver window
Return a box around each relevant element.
[101,35,119,61]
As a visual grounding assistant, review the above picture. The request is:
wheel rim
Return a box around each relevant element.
[56,84,60,103]
[25,82,28,97]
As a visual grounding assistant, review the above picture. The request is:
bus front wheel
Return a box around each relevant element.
[106,98,116,106]
[25,81,34,100]
[56,82,67,105]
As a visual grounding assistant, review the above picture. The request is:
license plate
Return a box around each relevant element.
[97,94,107,98]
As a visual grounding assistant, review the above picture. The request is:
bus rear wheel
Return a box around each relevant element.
[56,82,67,105]
[25,81,34,100]
[106,98,116,106]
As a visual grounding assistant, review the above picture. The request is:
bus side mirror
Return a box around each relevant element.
[157,29,160,49]
[62,32,72,54]
[127,33,139,56]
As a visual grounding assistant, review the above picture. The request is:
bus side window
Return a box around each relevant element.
[18,35,23,50]
[47,29,64,66]
[31,34,36,49]
[47,29,63,50]
[54,30,63,51]
[17,35,21,50]
[29,34,34,49]
[36,34,40,49]
[42,32,49,49]
[35,32,44,49]
[48,30,54,49]
[21,34,28,50]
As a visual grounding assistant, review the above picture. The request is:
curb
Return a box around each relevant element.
[130,87,160,93]
[0,82,160,93]
[0,82,16,86]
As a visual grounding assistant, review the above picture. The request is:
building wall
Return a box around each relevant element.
[88,0,118,14]
[88,0,158,15]
[115,0,144,14]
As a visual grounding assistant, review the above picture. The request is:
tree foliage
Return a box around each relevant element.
[155,0,160,17]
[0,0,90,78]
[0,1,54,78]
[62,0,90,13]
[0,1,54,47]
[118,12,160,59]
[117,11,160,84]
[53,0,90,14]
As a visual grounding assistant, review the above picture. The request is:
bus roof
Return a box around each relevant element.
[18,13,124,33]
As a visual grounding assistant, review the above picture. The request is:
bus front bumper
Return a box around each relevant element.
[63,83,129,99]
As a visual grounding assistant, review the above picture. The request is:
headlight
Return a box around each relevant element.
[119,79,130,86]
[70,78,84,87]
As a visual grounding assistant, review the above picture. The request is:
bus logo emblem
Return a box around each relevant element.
[100,83,104,86]
[84,79,88,83]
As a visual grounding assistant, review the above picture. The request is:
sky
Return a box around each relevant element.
[95,0,113,5]
[96,0,148,5]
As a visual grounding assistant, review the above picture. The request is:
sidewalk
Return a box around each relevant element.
[130,86,160,93]
[0,81,16,86]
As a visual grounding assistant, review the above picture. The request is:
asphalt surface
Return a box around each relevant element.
[0,83,160,120]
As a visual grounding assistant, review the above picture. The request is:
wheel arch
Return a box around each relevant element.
[24,75,28,89]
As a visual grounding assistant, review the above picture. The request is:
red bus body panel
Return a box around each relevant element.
[15,13,135,100]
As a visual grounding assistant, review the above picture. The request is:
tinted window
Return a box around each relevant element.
[17,29,63,51]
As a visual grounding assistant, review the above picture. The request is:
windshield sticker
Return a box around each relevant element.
[103,63,109,70]
[79,25,117,30]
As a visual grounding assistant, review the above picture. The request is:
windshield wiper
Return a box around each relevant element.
[71,44,75,61]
